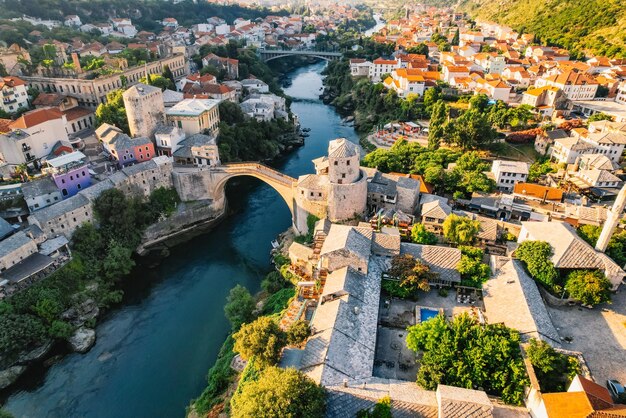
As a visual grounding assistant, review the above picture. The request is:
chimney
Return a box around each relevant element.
[596,183,626,252]
[71,52,82,74]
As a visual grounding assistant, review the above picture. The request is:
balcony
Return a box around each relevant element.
[3,98,17,105]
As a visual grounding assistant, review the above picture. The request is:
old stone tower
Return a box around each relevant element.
[123,83,165,138]
[596,183,626,253]
[294,138,367,231]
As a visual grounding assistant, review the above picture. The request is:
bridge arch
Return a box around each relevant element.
[211,163,300,227]
[264,54,336,62]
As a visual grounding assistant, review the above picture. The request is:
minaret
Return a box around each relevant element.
[596,183,626,252]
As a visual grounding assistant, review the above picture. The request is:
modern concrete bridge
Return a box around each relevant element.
[258,49,342,62]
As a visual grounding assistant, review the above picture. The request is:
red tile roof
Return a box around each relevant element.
[10,108,64,129]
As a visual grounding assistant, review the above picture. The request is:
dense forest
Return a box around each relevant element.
[0,0,286,31]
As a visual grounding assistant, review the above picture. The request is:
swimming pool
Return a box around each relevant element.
[420,307,439,322]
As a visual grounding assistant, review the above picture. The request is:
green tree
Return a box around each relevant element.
[444,109,496,149]
[95,89,129,134]
[406,43,428,57]
[224,285,256,331]
[442,214,480,245]
[423,87,440,109]
[233,316,285,367]
[527,338,580,392]
[230,367,325,418]
[49,320,74,339]
[406,313,528,405]
[102,240,135,282]
[451,28,460,46]
[456,246,490,287]
[565,270,612,306]
[286,320,310,346]
[383,254,433,298]
[469,93,489,113]
[261,271,289,294]
[357,396,392,418]
[515,241,559,289]
[139,74,174,91]
[428,100,448,149]
[588,112,613,122]
[162,64,175,86]
[148,187,180,218]
[411,223,438,245]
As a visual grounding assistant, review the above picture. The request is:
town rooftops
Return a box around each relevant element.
[32,92,66,107]
[513,183,563,202]
[10,108,64,129]
[320,224,372,261]
[166,98,220,117]
[0,76,26,88]
[29,193,90,225]
[436,384,493,416]
[520,221,625,289]
[0,231,33,259]
[483,257,561,346]
[492,159,529,175]
[542,392,595,418]
[21,178,59,200]
[400,243,461,283]
[300,267,380,386]
[0,217,13,240]
[421,199,451,220]
[42,151,87,169]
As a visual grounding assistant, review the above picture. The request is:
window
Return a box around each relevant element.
[46,199,50,203]
[62,189,68,196]
[334,161,338,165]
[341,173,346,178]
[77,184,81,190]
[346,160,350,166]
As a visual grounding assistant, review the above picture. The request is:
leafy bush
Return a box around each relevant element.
[286,320,310,346]
[230,367,325,418]
[357,396,392,418]
[515,241,559,291]
[383,254,433,298]
[261,271,290,294]
[192,336,236,415]
[224,285,256,331]
[262,287,295,316]
[406,313,529,405]
[526,338,580,392]
[411,223,438,245]
[565,270,612,306]
[456,246,490,288]
[233,317,285,367]
[443,214,480,245]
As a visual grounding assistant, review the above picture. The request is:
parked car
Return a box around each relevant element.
[607,379,625,402]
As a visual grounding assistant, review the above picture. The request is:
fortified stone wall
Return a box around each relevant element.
[327,172,367,222]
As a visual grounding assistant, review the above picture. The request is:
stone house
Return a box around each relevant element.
[419,194,451,234]
[21,178,63,213]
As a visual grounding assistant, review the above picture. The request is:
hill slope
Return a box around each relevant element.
[458,0,626,58]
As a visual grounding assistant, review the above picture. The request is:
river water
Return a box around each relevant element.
[3,61,359,418]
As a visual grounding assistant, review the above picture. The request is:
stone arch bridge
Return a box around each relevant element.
[258,49,342,62]
[173,162,308,233]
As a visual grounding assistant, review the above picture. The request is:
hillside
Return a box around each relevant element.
[458,0,626,58]
[414,0,626,58]
[0,0,286,32]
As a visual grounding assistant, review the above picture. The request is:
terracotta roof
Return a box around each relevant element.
[32,92,65,107]
[0,76,26,89]
[513,183,563,201]
[63,107,93,121]
[10,108,64,129]
[0,118,12,133]
[542,392,594,418]
[575,374,614,406]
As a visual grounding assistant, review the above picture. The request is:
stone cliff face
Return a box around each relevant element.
[137,200,226,255]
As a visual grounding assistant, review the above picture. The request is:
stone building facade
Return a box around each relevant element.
[29,156,173,238]
[23,55,187,109]
[123,83,165,138]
